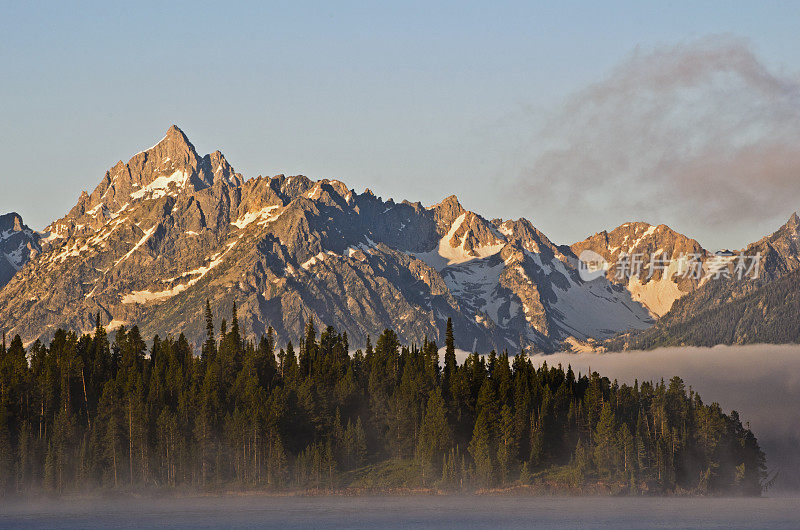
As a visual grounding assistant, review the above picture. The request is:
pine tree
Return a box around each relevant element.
[203,300,216,363]
[618,423,635,475]
[572,438,591,483]
[469,409,494,487]
[353,417,367,468]
[529,385,551,468]
[230,301,241,347]
[496,404,516,484]
[283,341,298,382]
[0,422,13,494]
[594,401,618,478]
[415,389,453,481]
[443,318,456,402]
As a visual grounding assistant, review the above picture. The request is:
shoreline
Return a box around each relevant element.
[0,483,766,503]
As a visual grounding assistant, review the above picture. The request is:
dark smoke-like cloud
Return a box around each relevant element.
[517,36,800,249]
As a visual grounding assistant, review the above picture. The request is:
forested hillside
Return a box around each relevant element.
[0,306,765,496]
[609,269,800,350]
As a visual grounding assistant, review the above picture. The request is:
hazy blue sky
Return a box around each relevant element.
[2,1,800,249]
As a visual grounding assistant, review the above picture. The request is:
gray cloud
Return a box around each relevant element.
[517,36,800,249]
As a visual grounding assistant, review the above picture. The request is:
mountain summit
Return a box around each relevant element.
[47,125,242,241]
[3,127,797,352]
[571,222,707,317]
[0,127,658,351]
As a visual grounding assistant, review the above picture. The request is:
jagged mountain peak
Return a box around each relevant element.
[748,212,800,249]
[0,212,25,232]
[571,221,707,318]
[742,210,800,279]
[130,124,198,164]
[429,195,467,232]
[785,211,800,231]
[45,126,245,239]
[433,194,461,207]
[576,221,704,257]
[430,194,463,215]
[0,212,40,289]
[0,127,661,352]
[164,124,192,144]
[495,218,564,257]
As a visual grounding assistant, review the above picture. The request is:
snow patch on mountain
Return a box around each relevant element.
[626,260,685,317]
[563,336,600,353]
[232,205,280,229]
[551,278,652,340]
[105,319,127,332]
[442,258,506,323]
[39,231,63,244]
[629,225,657,250]
[86,203,106,216]
[121,288,179,304]
[130,170,190,200]
[415,213,505,271]
[302,251,337,270]
[115,225,157,266]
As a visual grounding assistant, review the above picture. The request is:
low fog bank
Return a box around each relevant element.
[2,496,799,527]
[529,344,800,491]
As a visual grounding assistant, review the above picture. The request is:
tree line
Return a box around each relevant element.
[0,304,765,495]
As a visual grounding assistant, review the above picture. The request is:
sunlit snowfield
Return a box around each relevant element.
[2,495,800,528]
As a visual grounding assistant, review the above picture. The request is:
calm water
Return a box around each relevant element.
[2,495,800,529]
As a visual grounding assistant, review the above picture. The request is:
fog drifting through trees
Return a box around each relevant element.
[527,345,800,491]
[0,307,767,496]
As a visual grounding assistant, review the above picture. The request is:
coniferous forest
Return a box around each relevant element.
[0,303,765,497]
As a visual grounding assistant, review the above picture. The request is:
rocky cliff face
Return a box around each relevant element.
[572,212,800,326]
[0,213,40,290]
[571,222,709,317]
[608,212,800,350]
[742,212,800,279]
[0,126,655,352]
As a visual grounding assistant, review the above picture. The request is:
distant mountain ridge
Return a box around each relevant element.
[0,213,40,290]
[1,126,798,352]
[609,213,800,350]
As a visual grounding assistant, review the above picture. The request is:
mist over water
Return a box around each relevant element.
[526,344,800,491]
[3,345,799,527]
[2,496,800,529]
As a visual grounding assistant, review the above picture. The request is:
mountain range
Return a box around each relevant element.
[2,126,798,352]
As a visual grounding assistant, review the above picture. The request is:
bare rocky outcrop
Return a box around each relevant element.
[571,222,709,316]
[0,212,40,289]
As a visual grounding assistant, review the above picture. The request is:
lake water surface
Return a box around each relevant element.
[2,495,799,528]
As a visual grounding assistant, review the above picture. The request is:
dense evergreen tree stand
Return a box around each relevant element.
[0,309,765,496]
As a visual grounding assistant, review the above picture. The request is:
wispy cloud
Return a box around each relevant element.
[517,36,800,249]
